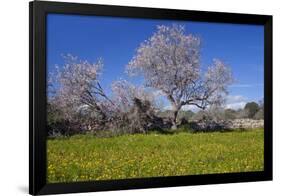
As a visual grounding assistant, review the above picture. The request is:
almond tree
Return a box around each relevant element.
[49,54,113,125]
[127,25,233,129]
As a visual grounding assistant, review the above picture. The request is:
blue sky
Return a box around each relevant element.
[47,14,264,110]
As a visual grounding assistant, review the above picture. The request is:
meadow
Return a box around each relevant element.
[47,128,264,183]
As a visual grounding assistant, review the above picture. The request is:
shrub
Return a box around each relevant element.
[244,102,259,118]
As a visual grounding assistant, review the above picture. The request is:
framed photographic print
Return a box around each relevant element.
[29,1,272,195]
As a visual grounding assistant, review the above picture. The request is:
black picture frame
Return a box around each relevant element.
[29,1,273,195]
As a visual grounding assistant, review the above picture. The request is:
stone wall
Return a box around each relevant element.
[227,119,264,129]
[188,119,263,131]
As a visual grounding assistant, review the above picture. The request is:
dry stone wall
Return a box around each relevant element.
[229,119,264,129]
[188,119,263,131]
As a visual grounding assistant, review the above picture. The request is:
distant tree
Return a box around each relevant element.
[191,110,207,121]
[253,109,263,120]
[235,108,248,119]
[205,105,226,122]
[251,99,264,120]
[178,110,195,121]
[258,99,264,109]
[127,25,233,129]
[244,102,259,118]
[224,108,237,120]
[191,107,224,122]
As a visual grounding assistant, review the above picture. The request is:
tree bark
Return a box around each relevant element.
[171,108,179,130]
[167,95,181,130]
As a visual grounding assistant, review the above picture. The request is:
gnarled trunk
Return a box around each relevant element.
[171,102,182,130]
[171,109,179,130]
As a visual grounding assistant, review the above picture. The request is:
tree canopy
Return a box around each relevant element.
[127,25,234,128]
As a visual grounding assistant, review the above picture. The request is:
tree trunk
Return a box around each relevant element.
[171,109,179,130]
[167,95,181,130]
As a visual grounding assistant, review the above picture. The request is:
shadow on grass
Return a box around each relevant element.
[150,124,261,135]
[47,124,263,139]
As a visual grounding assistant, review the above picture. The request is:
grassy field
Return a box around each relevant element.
[47,129,264,183]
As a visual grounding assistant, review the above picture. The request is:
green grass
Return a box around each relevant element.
[47,128,264,183]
